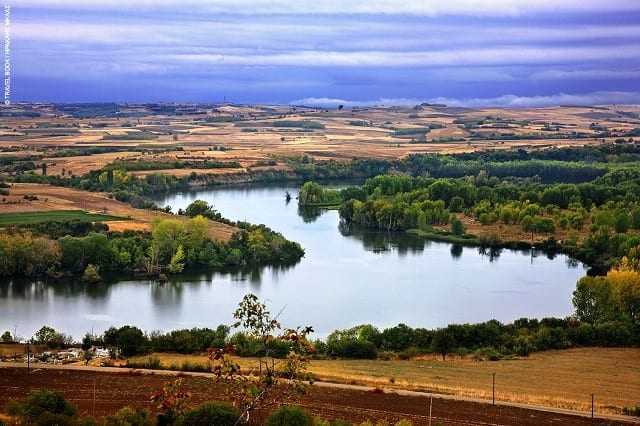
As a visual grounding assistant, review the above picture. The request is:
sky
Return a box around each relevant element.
[8,0,640,106]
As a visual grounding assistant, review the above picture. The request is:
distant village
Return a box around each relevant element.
[1,342,115,366]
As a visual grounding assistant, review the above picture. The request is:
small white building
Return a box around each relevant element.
[94,347,110,358]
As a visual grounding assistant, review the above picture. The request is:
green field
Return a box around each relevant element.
[0,210,124,226]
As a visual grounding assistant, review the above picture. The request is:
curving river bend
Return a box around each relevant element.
[0,184,587,339]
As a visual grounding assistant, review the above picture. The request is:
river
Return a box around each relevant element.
[0,183,587,339]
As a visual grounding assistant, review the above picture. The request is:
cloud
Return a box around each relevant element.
[15,19,640,48]
[292,91,640,108]
[530,69,640,81]
[12,0,640,16]
[165,45,640,67]
[9,1,640,102]
[290,97,424,107]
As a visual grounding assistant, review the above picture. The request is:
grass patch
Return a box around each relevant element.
[391,127,431,137]
[0,210,124,226]
[407,228,479,245]
[102,131,158,141]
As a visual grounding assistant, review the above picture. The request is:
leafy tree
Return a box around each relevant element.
[209,294,314,423]
[449,196,465,212]
[81,333,93,351]
[605,269,640,324]
[298,181,341,206]
[573,274,621,324]
[32,326,70,349]
[104,325,146,357]
[168,245,185,274]
[184,200,219,220]
[431,328,456,360]
[615,211,631,233]
[151,219,185,263]
[0,233,61,277]
[450,217,465,236]
[1,330,12,342]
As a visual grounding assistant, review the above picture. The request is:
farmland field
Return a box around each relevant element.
[1,103,637,180]
[127,347,640,416]
[0,210,123,226]
[0,366,633,425]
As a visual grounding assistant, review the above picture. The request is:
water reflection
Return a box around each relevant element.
[450,244,463,259]
[478,246,502,262]
[297,205,322,223]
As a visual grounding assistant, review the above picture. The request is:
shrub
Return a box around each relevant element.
[177,402,240,426]
[31,412,78,425]
[6,389,77,424]
[398,347,420,360]
[266,406,313,426]
[472,347,503,361]
[105,406,153,426]
[82,264,101,284]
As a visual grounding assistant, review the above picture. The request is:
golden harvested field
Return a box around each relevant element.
[0,183,237,241]
[2,103,638,178]
[126,348,640,413]
[129,348,640,415]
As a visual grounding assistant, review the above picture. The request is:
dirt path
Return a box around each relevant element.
[1,364,637,425]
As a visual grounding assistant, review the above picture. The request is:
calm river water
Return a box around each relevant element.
[0,184,587,339]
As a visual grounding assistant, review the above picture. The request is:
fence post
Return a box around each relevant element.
[428,396,433,426]
[492,372,496,406]
[591,393,595,421]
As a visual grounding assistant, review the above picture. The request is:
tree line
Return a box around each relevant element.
[0,201,304,281]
